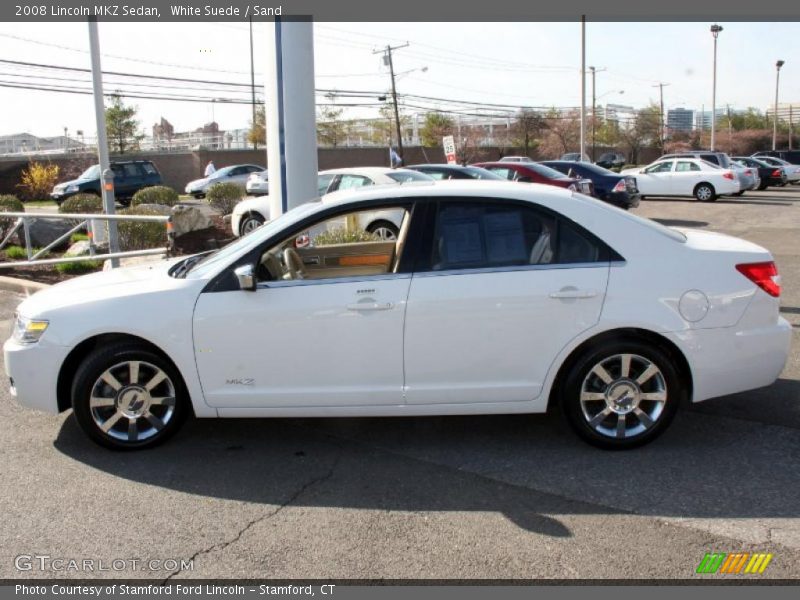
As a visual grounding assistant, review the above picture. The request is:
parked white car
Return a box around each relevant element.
[231,167,434,237]
[184,164,265,198]
[622,158,740,201]
[4,181,790,451]
[245,170,268,196]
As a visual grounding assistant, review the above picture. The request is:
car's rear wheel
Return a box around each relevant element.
[694,183,716,202]
[561,342,682,449]
[71,343,189,450]
[239,213,265,236]
[367,220,399,241]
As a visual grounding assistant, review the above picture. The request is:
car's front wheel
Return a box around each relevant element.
[367,220,399,241]
[239,213,265,236]
[71,343,189,450]
[561,341,683,449]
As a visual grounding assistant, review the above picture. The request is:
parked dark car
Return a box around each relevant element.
[406,164,506,180]
[753,150,800,164]
[595,152,627,170]
[474,161,594,195]
[732,156,787,189]
[51,160,162,207]
[540,160,640,209]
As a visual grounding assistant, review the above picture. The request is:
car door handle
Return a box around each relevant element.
[346,302,394,311]
[549,289,598,299]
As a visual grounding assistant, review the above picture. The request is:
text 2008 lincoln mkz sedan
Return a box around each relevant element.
[4,181,791,450]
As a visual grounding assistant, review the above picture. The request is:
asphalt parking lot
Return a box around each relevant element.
[1,187,799,580]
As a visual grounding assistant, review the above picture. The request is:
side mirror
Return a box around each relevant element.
[234,264,256,291]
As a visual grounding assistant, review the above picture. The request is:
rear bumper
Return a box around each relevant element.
[603,191,640,209]
[668,317,792,403]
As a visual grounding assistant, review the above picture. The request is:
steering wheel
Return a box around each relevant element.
[282,247,306,280]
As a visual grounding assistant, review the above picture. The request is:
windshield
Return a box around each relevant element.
[527,163,571,179]
[463,166,505,180]
[386,170,434,183]
[184,201,322,279]
[78,165,100,180]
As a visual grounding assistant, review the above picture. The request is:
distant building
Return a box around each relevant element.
[603,103,636,124]
[695,109,725,131]
[766,102,800,125]
[0,132,85,155]
[667,108,695,133]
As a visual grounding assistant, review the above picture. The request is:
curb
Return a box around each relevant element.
[0,275,51,295]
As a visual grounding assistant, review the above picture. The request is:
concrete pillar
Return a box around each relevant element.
[265,20,319,218]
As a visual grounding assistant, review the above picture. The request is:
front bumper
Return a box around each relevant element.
[3,338,70,414]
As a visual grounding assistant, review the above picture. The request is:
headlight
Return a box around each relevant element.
[12,314,49,344]
[65,185,79,193]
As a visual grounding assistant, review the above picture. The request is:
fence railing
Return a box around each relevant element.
[0,212,174,268]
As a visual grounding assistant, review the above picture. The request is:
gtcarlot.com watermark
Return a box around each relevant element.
[14,554,194,573]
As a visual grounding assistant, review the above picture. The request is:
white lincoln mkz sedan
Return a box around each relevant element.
[4,181,791,450]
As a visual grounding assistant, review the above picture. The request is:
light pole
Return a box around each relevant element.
[773,59,785,151]
[594,88,624,161]
[710,24,723,150]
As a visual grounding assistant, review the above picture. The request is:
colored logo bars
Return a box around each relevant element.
[696,552,773,574]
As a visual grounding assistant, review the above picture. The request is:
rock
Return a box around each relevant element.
[26,219,74,249]
[64,240,91,257]
[171,205,211,237]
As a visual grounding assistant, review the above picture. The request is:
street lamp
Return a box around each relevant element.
[593,89,624,162]
[773,59,785,151]
[710,24,723,150]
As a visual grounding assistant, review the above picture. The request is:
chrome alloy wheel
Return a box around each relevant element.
[370,226,397,241]
[241,216,263,235]
[696,185,713,201]
[89,361,176,443]
[579,353,667,440]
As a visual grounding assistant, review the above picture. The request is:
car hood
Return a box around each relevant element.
[17,257,190,317]
[187,177,210,188]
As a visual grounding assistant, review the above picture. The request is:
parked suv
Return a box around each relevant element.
[660,151,733,169]
[51,160,162,207]
[595,152,626,170]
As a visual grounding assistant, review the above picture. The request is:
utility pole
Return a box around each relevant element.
[710,24,723,151]
[773,59,785,151]
[790,105,794,150]
[88,17,120,267]
[249,14,257,150]
[652,82,669,151]
[727,104,732,148]
[374,42,409,163]
[589,66,606,162]
[579,15,586,160]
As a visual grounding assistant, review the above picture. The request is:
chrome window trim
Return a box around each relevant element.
[414,260,624,279]
[258,272,412,289]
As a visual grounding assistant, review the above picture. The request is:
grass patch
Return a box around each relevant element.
[24,200,58,208]
[55,260,103,274]
[4,245,29,260]
[70,232,90,243]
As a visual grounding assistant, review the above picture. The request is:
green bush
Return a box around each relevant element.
[205,182,245,215]
[70,232,90,243]
[0,194,24,213]
[59,193,103,214]
[131,185,180,207]
[55,260,103,274]
[117,206,169,251]
[4,245,27,259]
[313,227,380,246]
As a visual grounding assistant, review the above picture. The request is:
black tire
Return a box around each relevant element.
[239,212,265,236]
[71,343,189,451]
[366,220,400,241]
[733,191,745,196]
[560,340,683,450]
[758,183,768,191]
[693,182,716,202]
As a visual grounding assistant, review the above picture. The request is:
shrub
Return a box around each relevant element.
[59,193,103,214]
[71,233,90,243]
[18,161,60,201]
[205,182,245,215]
[117,206,169,251]
[55,260,103,275]
[131,185,180,207]
[313,227,380,246]
[4,245,27,260]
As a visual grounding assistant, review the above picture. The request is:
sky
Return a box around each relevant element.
[0,21,798,139]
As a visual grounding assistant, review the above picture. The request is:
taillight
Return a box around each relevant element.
[613,179,626,192]
[746,169,753,176]
[723,171,735,180]
[772,169,782,177]
[736,261,781,297]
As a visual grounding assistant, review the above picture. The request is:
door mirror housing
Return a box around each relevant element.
[234,264,257,291]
